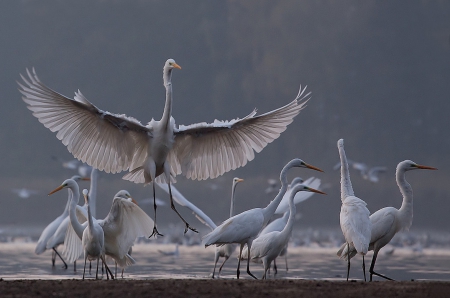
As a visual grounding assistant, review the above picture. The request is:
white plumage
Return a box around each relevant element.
[337,139,371,281]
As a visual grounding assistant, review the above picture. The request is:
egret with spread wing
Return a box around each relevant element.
[202,158,323,279]
[19,59,310,237]
[337,160,437,281]
[337,139,371,281]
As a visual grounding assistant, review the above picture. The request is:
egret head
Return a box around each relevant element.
[165,59,181,70]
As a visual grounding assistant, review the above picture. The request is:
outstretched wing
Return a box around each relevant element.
[99,197,154,259]
[18,68,151,174]
[171,86,311,180]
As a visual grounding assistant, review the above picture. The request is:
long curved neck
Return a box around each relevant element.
[62,189,72,216]
[161,67,173,127]
[280,192,296,238]
[262,166,291,224]
[86,200,95,235]
[88,169,98,218]
[397,166,413,228]
[338,143,355,200]
[230,182,238,217]
[68,186,85,239]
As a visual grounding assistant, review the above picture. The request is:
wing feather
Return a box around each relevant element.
[173,86,310,180]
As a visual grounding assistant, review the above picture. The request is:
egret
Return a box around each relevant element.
[81,189,107,280]
[202,158,323,279]
[249,184,326,279]
[46,169,98,271]
[19,59,310,237]
[35,175,89,269]
[337,139,371,281]
[48,181,153,277]
[240,176,321,273]
[337,160,437,281]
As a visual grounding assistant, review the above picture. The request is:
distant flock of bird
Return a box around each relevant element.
[17,59,437,280]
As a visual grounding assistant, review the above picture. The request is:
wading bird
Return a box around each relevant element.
[35,175,89,269]
[202,158,323,279]
[337,160,437,281]
[80,189,106,280]
[337,139,371,281]
[18,59,310,237]
[249,184,326,279]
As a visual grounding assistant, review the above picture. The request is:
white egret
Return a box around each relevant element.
[35,175,89,269]
[337,160,437,281]
[249,184,326,279]
[202,158,323,279]
[12,188,39,199]
[19,59,310,237]
[49,181,153,277]
[211,177,244,278]
[240,176,319,273]
[337,139,371,281]
[46,169,98,271]
[81,189,107,280]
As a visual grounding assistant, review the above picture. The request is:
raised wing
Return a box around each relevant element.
[99,197,154,259]
[171,86,310,180]
[63,220,87,263]
[18,68,150,174]
[156,182,217,230]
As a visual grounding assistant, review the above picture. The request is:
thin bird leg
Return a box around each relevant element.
[121,268,124,278]
[52,248,68,269]
[95,258,99,280]
[74,261,76,272]
[82,257,87,280]
[362,255,366,282]
[167,180,198,234]
[218,256,230,278]
[103,259,115,280]
[246,243,258,279]
[237,244,244,279]
[115,262,117,279]
[51,249,56,267]
[369,249,394,281]
[346,243,351,281]
[285,253,289,272]
[212,255,219,279]
[149,182,163,237]
[273,259,278,275]
[262,260,268,279]
[89,261,92,275]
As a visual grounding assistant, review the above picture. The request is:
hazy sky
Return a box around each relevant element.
[0,1,449,233]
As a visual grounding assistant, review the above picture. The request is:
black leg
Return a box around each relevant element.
[246,243,257,280]
[82,257,87,280]
[51,249,56,267]
[218,256,229,278]
[237,244,244,279]
[74,261,77,272]
[168,181,198,234]
[96,258,99,280]
[150,182,163,238]
[53,248,68,269]
[362,254,366,282]
[369,249,394,281]
[346,243,351,281]
[273,259,278,275]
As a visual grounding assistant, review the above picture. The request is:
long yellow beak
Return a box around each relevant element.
[48,185,64,196]
[237,178,244,183]
[417,164,438,170]
[305,163,324,173]
[307,187,327,195]
[173,63,181,70]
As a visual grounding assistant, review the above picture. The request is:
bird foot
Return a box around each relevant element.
[184,223,198,234]
[149,226,164,238]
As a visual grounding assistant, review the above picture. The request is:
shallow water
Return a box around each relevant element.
[1,242,450,281]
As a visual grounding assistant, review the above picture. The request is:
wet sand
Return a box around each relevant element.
[1,279,450,298]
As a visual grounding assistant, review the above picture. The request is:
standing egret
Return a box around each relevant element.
[249,184,326,279]
[19,59,311,237]
[211,177,244,278]
[202,158,323,279]
[46,169,98,271]
[54,186,154,274]
[35,175,89,269]
[337,160,437,281]
[337,139,371,281]
[81,189,107,280]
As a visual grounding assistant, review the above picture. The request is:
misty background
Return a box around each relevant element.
[0,1,449,237]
